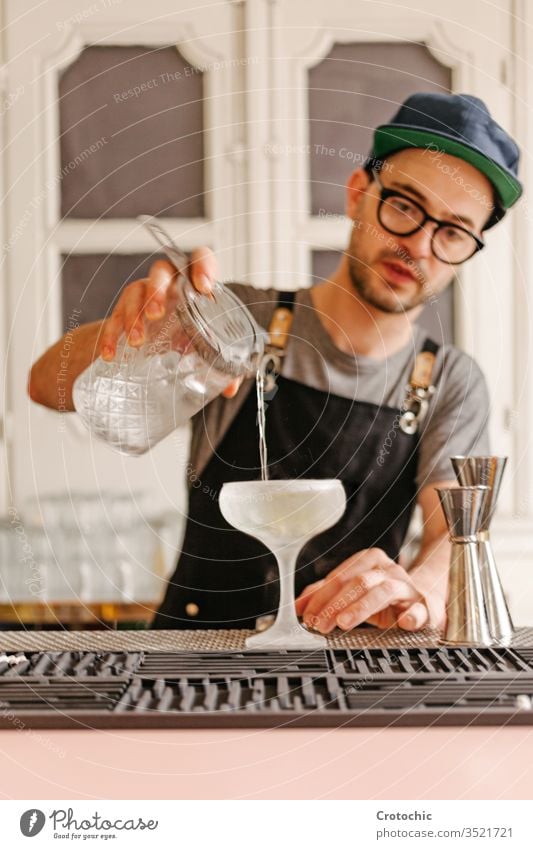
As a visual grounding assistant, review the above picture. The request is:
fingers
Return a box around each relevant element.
[145,260,176,319]
[295,549,392,618]
[189,246,218,294]
[122,281,147,346]
[304,569,387,634]
[396,601,429,631]
[100,259,180,360]
[99,310,124,361]
[327,547,395,582]
[298,549,392,619]
[335,578,421,631]
[298,575,343,623]
[296,551,433,635]
[146,250,219,302]
[296,574,332,616]
[295,579,326,616]
[96,246,220,364]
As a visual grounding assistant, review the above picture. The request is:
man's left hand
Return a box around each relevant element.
[294,547,445,633]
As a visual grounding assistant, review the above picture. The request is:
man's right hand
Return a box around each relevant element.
[98,247,243,399]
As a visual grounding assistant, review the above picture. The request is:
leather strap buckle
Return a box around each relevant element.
[399,385,436,435]
[262,297,296,391]
[399,344,438,435]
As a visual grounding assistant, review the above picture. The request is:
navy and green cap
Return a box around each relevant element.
[368,92,522,228]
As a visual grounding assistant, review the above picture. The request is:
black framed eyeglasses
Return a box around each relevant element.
[372,169,485,265]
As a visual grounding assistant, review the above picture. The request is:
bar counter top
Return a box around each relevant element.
[0,626,532,800]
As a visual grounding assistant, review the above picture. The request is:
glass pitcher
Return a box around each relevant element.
[73,252,265,456]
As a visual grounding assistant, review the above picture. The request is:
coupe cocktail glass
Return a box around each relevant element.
[219,479,346,650]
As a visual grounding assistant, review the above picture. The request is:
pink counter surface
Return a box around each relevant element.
[1,726,532,799]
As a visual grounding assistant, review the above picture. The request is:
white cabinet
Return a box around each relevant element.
[2,0,245,528]
[1,0,530,618]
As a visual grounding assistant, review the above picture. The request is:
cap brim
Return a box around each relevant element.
[373,126,522,209]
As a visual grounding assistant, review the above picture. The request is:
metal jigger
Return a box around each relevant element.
[436,486,492,646]
[451,456,514,646]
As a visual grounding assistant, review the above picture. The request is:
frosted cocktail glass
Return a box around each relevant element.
[219,479,346,650]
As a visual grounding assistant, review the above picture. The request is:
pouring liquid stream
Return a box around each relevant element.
[256,360,269,482]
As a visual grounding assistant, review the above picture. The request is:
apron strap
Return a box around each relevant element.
[260,291,297,392]
[399,337,440,435]
[410,338,439,389]
[267,290,296,352]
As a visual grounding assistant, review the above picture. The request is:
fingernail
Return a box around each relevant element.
[101,346,114,360]
[197,274,212,293]
[145,304,164,319]
[128,329,142,344]
[337,613,354,629]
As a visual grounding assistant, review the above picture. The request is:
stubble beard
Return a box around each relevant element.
[346,226,437,314]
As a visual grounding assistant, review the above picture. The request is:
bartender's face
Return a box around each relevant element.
[345,147,495,313]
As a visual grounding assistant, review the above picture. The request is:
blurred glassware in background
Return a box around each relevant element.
[0,516,46,603]
[0,492,178,607]
[0,519,12,603]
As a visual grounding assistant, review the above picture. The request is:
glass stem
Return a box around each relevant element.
[271,544,301,636]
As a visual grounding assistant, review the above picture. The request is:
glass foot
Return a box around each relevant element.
[245,622,327,650]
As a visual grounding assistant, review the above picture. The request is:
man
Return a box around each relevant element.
[29,92,522,635]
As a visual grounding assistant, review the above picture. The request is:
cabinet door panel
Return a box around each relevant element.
[61,253,166,330]
[308,41,451,216]
[4,0,239,516]
[59,45,204,219]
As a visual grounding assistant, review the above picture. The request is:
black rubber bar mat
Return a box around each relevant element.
[1,645,533,728]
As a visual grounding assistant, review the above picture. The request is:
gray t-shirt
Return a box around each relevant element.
[189,284,490,491]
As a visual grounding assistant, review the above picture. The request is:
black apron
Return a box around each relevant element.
[152,299,436,630]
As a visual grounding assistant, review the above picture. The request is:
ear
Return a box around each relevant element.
[346,167,372,220]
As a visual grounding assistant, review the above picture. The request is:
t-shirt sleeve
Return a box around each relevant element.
[416,347,491,489]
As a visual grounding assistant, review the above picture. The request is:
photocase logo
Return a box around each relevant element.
[20,809,46,837]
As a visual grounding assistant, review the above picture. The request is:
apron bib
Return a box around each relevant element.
[153,374,422,630]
